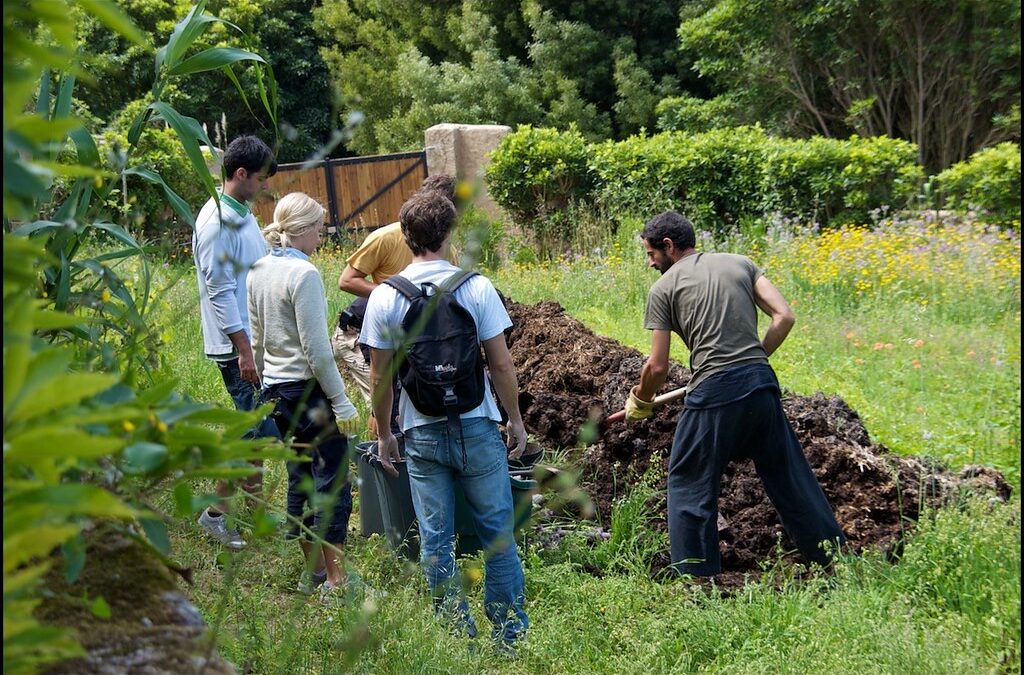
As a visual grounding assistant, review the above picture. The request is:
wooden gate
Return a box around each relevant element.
[251,151,427,239]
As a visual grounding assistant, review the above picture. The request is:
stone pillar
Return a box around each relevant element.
[425,123,511,220]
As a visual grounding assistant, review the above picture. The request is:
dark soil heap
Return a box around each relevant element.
[506,300,1011,576]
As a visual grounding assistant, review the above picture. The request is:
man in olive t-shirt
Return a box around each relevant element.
[624,210,845,577]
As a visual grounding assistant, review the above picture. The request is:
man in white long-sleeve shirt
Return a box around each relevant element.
[193,135,280,549]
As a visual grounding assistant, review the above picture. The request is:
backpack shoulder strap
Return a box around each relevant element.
[383,275,422,300]
[441,269,479,293]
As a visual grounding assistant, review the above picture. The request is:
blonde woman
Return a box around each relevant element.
[247,192,362,601]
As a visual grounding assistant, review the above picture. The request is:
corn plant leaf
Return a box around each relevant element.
[31,161,106,178]
[87,220,144,253]
[35,68,51,116]
[220,65,253,116]
[124,166,195,228]
[156,0,214,76]
[168,47,265,76]
[147,102,216,200]
[53,72,75,119]
[69,126,100,166]
[7,117,81,143]
[10,220,64,237]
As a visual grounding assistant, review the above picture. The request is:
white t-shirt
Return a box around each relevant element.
[360,259,511,432]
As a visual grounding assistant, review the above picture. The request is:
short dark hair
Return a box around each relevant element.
[417,174,456,203]
[223,135,277,179]
[641,210,696,250]
[400,191,456,255]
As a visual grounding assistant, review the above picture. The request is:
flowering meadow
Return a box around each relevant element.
[762,215,1021,317]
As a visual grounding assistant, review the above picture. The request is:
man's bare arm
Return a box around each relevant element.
[753,276,795,357]
[338,264,377,298]
[482,335,528,459]
[636,329,672,401]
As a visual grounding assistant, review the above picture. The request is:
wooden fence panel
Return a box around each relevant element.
[250,151,427,239]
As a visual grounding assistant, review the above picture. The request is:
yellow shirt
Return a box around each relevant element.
[347,222,458,282]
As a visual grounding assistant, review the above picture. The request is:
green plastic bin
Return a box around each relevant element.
[356,442,386,538]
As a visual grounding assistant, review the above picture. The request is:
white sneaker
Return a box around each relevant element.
[197,509,246,550]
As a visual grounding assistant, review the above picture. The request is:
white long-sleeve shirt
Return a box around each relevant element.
[193,194,268,356]
[247,248,358,421]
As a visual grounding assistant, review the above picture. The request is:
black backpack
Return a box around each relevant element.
[384,270,485,422]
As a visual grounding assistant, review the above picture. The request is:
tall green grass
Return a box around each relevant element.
[155,217,1019,673]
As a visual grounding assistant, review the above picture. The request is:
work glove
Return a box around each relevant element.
[336,416,361,436]
[624,386,654,421]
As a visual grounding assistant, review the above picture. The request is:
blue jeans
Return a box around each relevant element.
[404,417,528,643]
[216,358,281,440]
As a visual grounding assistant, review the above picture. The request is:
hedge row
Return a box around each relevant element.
[486,125,1020,237]
[932,142,1021,227]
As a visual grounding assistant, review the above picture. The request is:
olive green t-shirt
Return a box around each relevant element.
[644,251,769,391]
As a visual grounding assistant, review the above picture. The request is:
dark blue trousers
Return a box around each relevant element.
[667,382,845,576]
[263,380,352,545]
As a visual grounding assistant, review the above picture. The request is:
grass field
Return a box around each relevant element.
[154,214,1020,673]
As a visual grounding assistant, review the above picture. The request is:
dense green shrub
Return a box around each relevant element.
[486,125,594,226]
[933,142,1021,228]
[104,125,211,243]
[764,135,923,226]
[98,97,213,247]
[487,126,925,237]
[655,94,742,134]
[589,133,686,216]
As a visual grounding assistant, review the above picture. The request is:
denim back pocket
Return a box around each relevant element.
[403,433,441,464]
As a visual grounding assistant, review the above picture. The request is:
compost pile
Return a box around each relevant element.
[505,300,1012,579]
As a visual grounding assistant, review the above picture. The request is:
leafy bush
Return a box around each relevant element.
[655,94,742,134]
[4,1,279,669]
[485,125,595,227]
[933,142,1021,228]
[764,135,923,226]
[103,123,212,246]
[487,126,925,238]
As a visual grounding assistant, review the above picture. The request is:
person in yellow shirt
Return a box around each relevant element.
[332,175,458,432]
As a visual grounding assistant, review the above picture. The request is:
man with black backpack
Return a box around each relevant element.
[332,175,459,437]
[361,190,529,650]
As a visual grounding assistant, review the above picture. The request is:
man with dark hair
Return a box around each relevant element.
[361,190,529,648]
[332,175,457,427]
[626,210,845,577]
[194,134,280,549]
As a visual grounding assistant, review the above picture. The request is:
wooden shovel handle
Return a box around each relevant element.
[604,386,688,426]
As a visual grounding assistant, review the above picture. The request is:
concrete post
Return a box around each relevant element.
[425,123,511,220]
